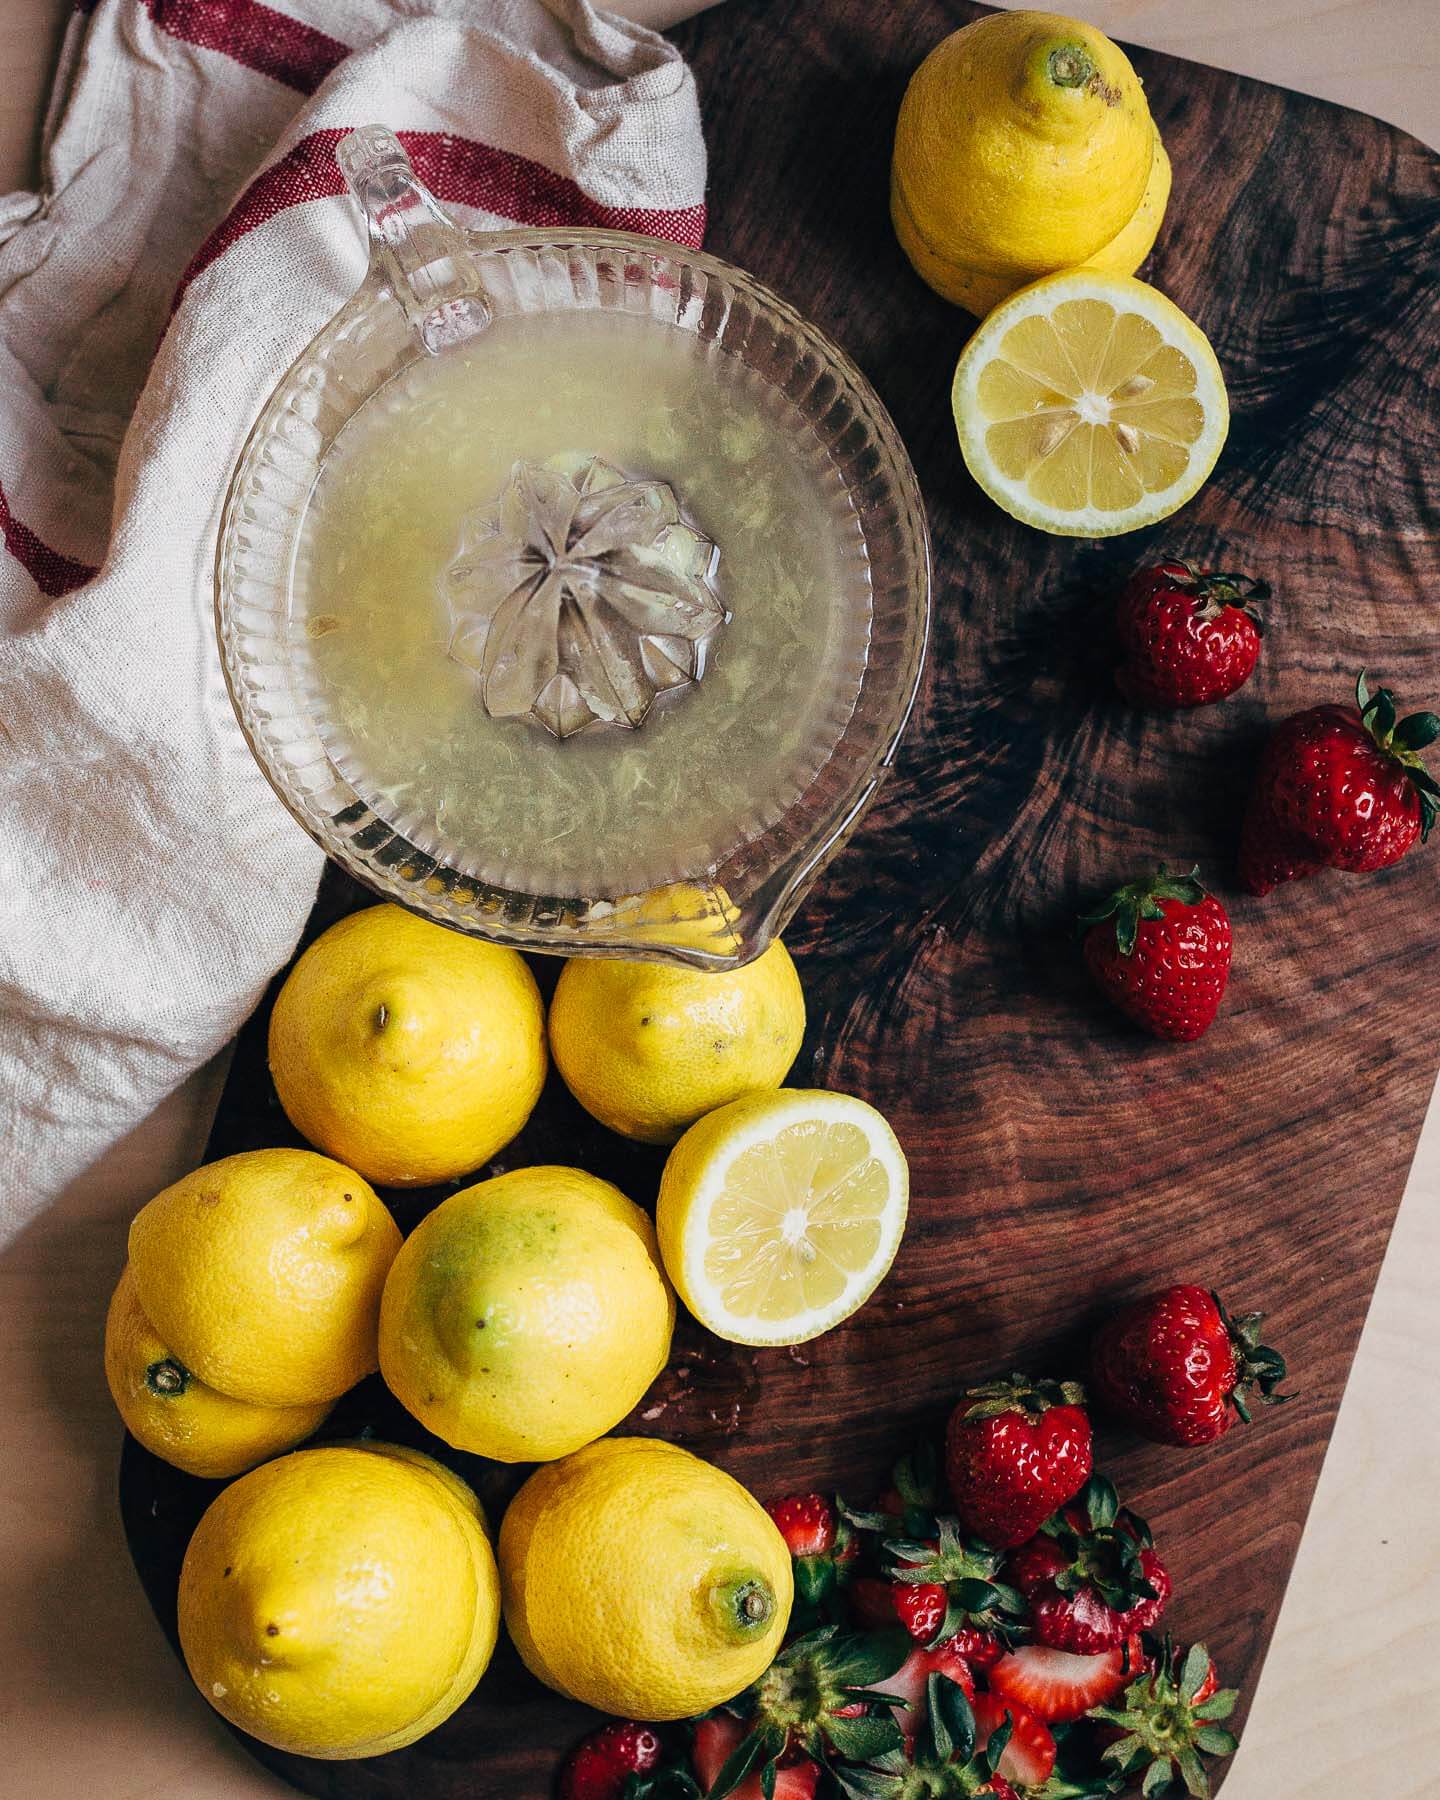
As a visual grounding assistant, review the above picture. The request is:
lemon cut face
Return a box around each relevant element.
[953,271,1228,537]
[657,1089,909,1346]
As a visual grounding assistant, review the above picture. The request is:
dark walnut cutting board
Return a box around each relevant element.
[120,3,1440,1795]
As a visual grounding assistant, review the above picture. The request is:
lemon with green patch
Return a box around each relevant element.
[178,1442,499,1758]
[379,1165,674,1462]
[549,939,805,1144]
[499,1436,791,1719]
[269,903,547,1187]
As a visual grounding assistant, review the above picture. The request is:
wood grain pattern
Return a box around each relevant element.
[120,3,1440,1795]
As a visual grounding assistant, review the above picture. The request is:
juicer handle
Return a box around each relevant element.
[337,126,491,354]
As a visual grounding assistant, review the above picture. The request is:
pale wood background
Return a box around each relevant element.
[1,2,1436,1796]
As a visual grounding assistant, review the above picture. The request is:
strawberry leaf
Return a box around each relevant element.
[705,1727,768,1800]
[824,1712,903,1763]
[1394,710,1440,751]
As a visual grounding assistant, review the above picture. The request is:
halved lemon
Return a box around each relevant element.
[952,270,1229,537]
[655,1088,909,1347]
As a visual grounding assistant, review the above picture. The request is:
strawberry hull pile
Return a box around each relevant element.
[559,1286,1289,1800]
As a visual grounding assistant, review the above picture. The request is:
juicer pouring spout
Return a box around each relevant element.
[336,125,491,354]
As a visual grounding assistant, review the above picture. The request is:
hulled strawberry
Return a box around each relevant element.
[1239,671,1439,894]
[766,1493,856,1610]
[988,1638,1140,1725]
[1079,867,1231,1042]
[945,1376,1092,1550]
[692,1712,818,1800]
[1007,1475,1171,1655]
[1090,1285,1291,1446]
[703,1624,910,1793]
[1089,1641,1239,1798]
[1114,557,1266,709]
[970,1692,1057,1790]
[833,1674,1019,1799]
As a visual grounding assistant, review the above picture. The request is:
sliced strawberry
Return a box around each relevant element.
[989,1641,1130,1724]
[884,1637,976,1740]
[692,1714,820,1800]
[971,1691,1057,1789]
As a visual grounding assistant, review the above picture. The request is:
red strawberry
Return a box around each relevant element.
[767,1493,835,1559]
[1239,671,1439,894]
[1089,1642,1239,1798]
[989,1639,1137,1724]
[970,1692,1057,1789]
[945,1375,1092,1551]
[949,1627,1005,1671]
[883,1517,1026,1646]
[1007,1475,1171,1655]
[884,1636,977,1740]
[692,1714,819,1800]
[1114,557,1266,708]
[892,1581,949,1644]
[1090,1285,1291,1446]
[1080,867,1231,1042]
[560,1721,662,1800]
[766,1493,856,1613]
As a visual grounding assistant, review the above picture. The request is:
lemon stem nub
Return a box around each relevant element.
[714,1575,776,1639]
[145,1357,190,1398]
[1048,45,1095,89]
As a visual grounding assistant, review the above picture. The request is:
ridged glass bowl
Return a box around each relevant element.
[216,127,930,967]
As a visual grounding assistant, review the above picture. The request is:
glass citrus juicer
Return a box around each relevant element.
[216,127,930,967]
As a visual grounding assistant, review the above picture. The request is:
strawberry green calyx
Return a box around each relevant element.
[834,1674,1012,1799]
[961,1374,1087,1425]
[1165,559,1268,627]
[708,1625,912,1794]
[1212,1292,1291,1424]
[1356,670,1440,840]
[1038,1475,1158,1614]
[1089,1642,1239,1798]
[1078,868,1209,959]
[885,1517,1027,1646]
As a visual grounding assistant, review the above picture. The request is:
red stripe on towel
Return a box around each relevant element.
[0,480,98,597]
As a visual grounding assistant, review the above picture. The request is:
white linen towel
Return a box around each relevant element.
[0,0,707,1243]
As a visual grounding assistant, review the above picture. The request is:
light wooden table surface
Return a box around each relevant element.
[2,4,1437,1797]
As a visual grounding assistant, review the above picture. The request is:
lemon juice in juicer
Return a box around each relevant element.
[218,128,929,963]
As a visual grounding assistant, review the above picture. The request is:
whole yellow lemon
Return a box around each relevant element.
[549,940,805,1144]
[128,1148,400,1407]
[891,10,1162,315]
[499,1437,791,1719]
[269,904,547,1187]
[379,1166,674,1462]
[178,1443,499,1759]
[104,1265,332,1479]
